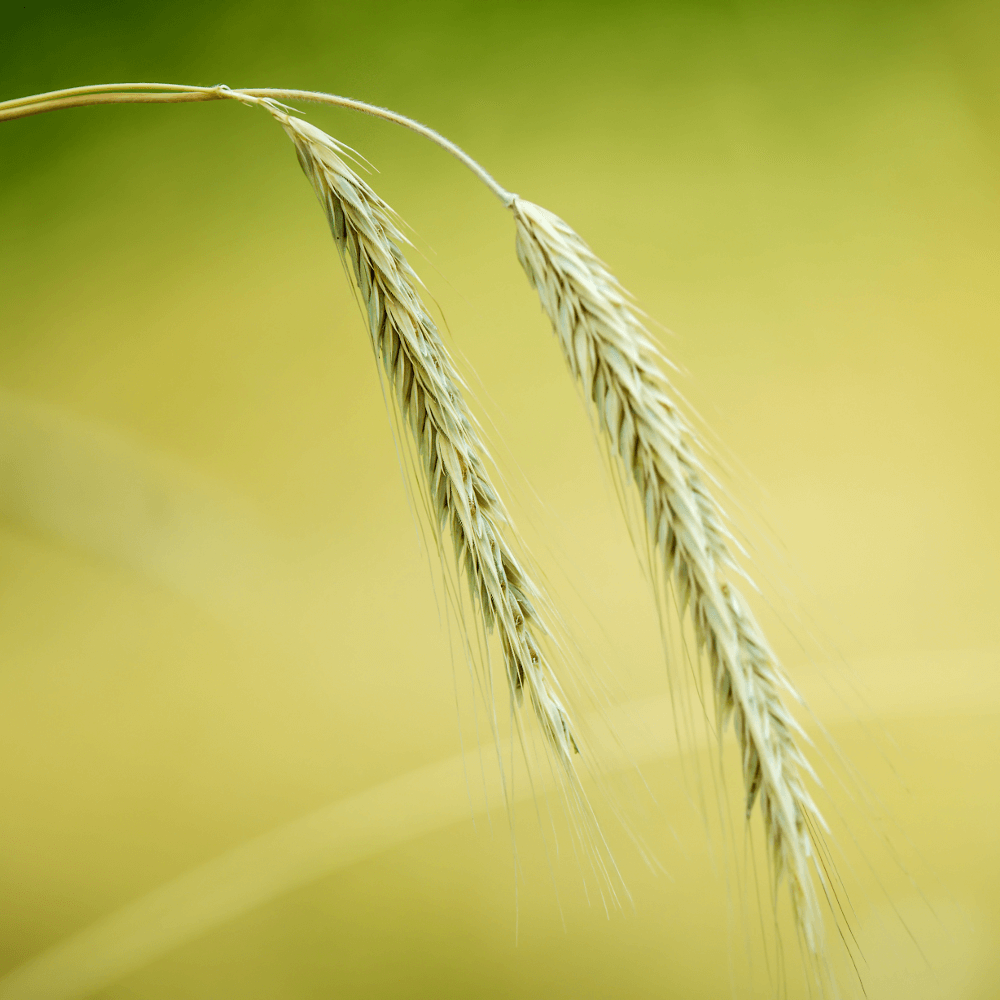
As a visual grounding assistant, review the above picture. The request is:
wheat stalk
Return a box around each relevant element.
[1,79,837,964]
[511,197,827,948]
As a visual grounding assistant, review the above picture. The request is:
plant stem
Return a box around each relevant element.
[0,83,516,205]
[0,92,220,120]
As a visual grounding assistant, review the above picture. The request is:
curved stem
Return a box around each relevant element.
[234,88,516,204]
[0,83,516,205]
[0,91,220,122]
[0,82,220,112]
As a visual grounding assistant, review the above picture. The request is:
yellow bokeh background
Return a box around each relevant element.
[1,2,998,997]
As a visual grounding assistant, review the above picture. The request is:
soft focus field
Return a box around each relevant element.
[1,2,998,997]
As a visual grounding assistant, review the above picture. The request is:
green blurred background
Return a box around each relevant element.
[1,1,998,997]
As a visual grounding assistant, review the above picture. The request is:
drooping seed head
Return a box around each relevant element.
[272,111,582,770]
[512,195,826,949]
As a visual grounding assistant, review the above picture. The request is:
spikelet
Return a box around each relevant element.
[512,195,825,947]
